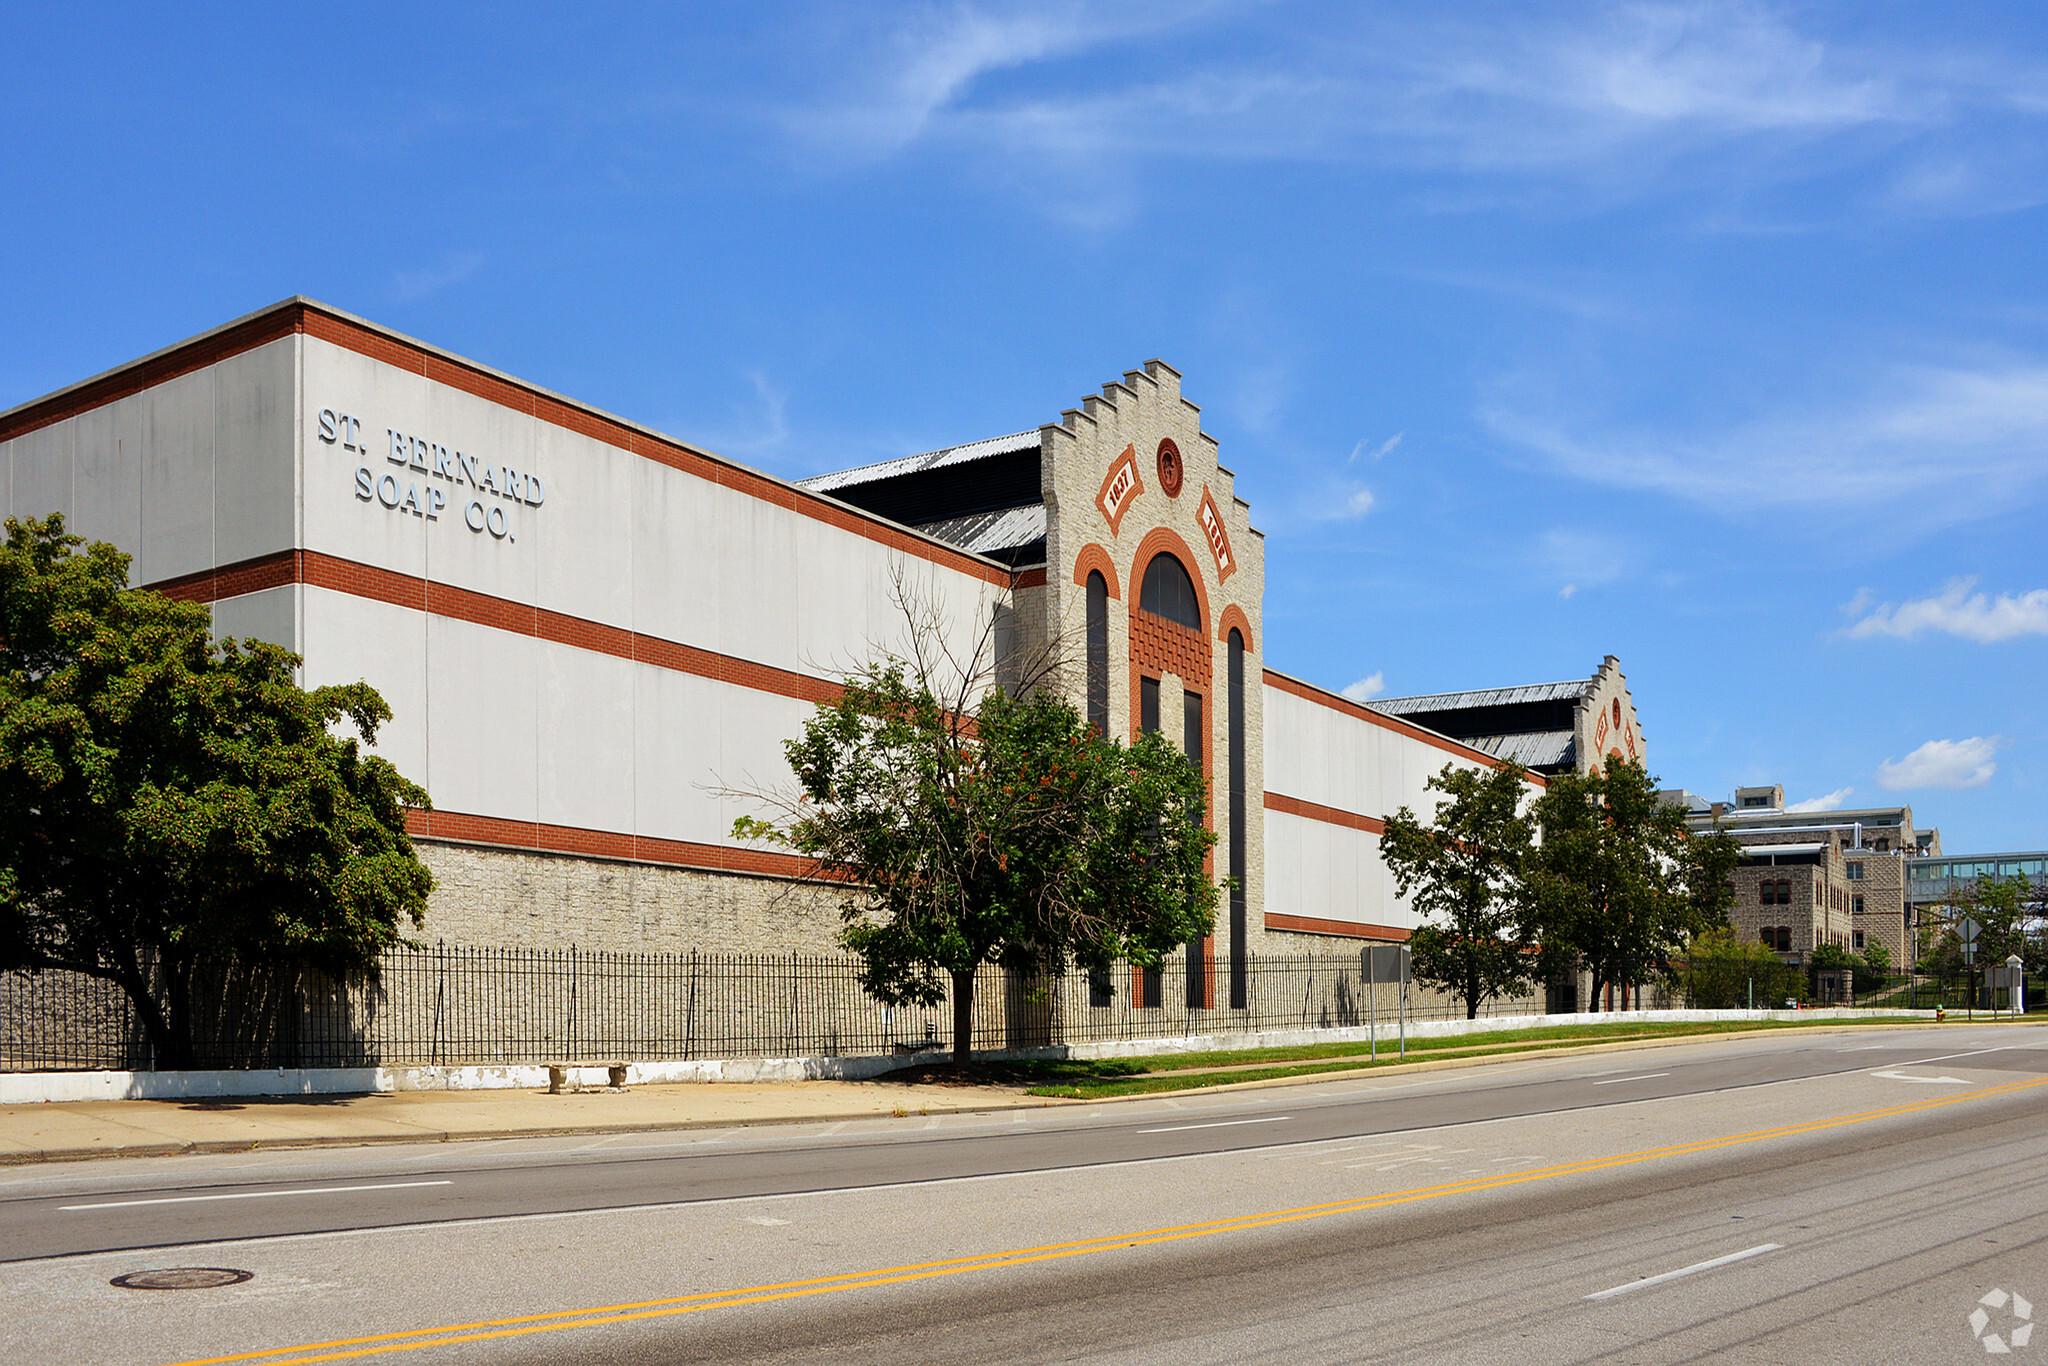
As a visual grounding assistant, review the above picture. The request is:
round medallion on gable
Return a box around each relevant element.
[1156,438,1184,497]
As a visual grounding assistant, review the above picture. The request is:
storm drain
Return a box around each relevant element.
[111,1268,253,1291]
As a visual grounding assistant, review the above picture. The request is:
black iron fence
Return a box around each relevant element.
[2,944,1551,1073]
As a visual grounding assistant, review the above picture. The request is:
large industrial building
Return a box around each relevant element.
[0,298,1646,995]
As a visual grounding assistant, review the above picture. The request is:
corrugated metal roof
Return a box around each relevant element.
[798,430,1041,494]
[1464,730,1576,768]
[1367,679,1593,715]
[914,504,1047,557]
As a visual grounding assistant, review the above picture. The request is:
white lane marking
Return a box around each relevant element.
[60,1180,453,1211]
[1586,1243,1783,1300]
[1871,1070,1969,1084]
[1138,1116,1293,1134]
[1592,1072,1671,1086]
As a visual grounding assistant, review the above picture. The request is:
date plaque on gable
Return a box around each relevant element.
[1096,444,1145,536]
[1197,484,1236,582]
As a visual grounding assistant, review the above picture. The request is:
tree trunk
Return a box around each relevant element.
[1586,968,1605,1014]
[1465,968,1480,1020]
[159,956,199,1071]
[110,946,191,1072]
[951,968,975,1067]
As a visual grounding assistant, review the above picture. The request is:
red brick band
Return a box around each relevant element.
[1264,790,1387,836]
[151,548,843,706]
[404,808,810,879]
[1264,912,1410,942]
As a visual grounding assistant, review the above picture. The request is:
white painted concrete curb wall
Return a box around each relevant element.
[0,1007,1936,1103]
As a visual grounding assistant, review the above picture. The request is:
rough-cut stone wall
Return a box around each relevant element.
[1847,847,1909,968]
[416,841,847,954]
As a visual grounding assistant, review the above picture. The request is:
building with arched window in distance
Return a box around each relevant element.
[0,298,1640,1000]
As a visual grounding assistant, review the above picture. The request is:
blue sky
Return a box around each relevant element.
[4,3,2046,850]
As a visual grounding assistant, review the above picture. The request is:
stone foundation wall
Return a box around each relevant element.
[416,842,848,955]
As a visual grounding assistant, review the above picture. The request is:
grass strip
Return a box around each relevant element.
[1016,1014,1922,1100]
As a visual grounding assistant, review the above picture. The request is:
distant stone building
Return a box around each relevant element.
[1664,785,1938,968]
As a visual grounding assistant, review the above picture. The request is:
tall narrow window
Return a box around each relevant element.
[1227,629,1247,1010]
[1085,571,1109,737]
[1137,675,1162,1009]
[1184,690,1205,1010]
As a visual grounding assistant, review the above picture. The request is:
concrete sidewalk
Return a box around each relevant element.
[0,1077,1050,1166]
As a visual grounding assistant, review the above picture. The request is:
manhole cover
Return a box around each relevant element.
[111,1267,253,1291]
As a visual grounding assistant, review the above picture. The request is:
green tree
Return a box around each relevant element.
[1859,937,1893,982]
[1380,760,1538,1019]
[0,515,434,1068]
[1528,756,1740,1012]
[736,642,1216,1066]
[1682,928,1804,1009]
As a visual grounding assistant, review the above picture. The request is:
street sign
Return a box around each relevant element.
[1960,916,1981,964]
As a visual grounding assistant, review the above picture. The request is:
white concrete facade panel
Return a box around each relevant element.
[299,588,429,787]
[210,584,297,656]
[211,338,297,567]
[424,615,541,824]
[69,396,145,562]
[140,368,218,584]
[536,641,636,835]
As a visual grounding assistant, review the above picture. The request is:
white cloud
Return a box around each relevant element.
[1300,481,1377,521]
[1485,358,2048,529]
[1559,583,1578,599]
[391,251,485,303]
[1845,578,2048,643]
[1350,432,1403,462]
[1876,737,2005,791]
[1786,787,1853,812]
[1343,671,1386,702]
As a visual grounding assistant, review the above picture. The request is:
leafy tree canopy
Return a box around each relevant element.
[737,653,1216,1064]
[1682,927,1806,1009]
[0,515,434,1067]
[1380,760,1537,1020]
[1528,755,1741,1011]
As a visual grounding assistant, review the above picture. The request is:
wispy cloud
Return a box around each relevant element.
[779,3,2048,219]
[1845,578,2048,643]
[391,251,485,303]
[1350,432,1403,463]
[1786,786,1853,812]
[1299,481,1377,522]
[781,4,1204,164]
[1486,358,2048,528]
[1343,671,1386,702]
[1876,737,2004,790]
[1536,528,1629,598]
[684,370,792,461]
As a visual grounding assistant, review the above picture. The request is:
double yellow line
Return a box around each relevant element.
[169,1073,2048,1366]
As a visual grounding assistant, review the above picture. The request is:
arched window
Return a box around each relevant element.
[1139,552,1200,629]
[1085,571,1109,737]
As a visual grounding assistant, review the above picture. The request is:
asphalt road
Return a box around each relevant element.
[3,1023,2045,1365]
